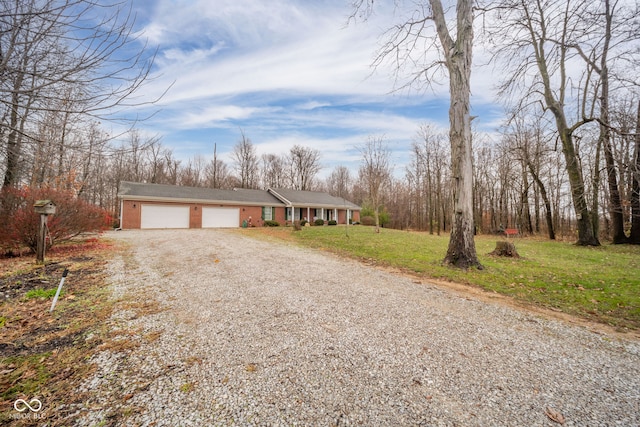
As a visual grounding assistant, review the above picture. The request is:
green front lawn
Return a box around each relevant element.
[250,226,640,331]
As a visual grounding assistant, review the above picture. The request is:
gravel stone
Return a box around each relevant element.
[75,229,640,426]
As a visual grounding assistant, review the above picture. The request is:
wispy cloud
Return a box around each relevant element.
[128,0,503,174]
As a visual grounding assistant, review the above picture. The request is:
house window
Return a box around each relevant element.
[286,207,298,221]
[263,206,273,221]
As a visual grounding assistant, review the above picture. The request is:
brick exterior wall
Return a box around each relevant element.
[121,200,141,229]
[242,206,263,227]
[190,204,201,228]
[274,207,286,225]
[120,199,358,229]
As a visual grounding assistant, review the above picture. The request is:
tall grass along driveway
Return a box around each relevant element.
[77,229,639,426]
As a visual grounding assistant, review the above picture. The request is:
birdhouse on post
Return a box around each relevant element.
[34,200,57,215]
[34,200,56,263]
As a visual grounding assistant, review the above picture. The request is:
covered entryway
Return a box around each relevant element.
[141,205,190,229]
[202,207,239,228]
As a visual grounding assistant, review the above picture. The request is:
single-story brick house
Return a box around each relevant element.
[118,181,361,229]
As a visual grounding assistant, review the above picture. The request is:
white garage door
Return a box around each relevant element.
[141,205,190,229]
[202,207,239,228]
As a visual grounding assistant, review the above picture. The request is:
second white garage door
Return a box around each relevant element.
[141,205,190,229]
[202,207,240,228]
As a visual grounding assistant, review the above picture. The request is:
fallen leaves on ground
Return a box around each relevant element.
[545,407,566,424]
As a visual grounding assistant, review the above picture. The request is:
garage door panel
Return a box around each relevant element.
[202,207,239,228]
[141,205,190,229]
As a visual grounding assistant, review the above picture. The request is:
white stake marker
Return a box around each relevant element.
[50,268,69,313]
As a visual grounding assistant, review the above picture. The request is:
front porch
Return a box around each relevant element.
[285,206,356,224]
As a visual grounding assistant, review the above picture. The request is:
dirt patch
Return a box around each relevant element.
[0,262,66,301]
[0,239,119,426]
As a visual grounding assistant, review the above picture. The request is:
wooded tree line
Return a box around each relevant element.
[386,101,640,246]
[7,106,637,244]
[1,0,639,246]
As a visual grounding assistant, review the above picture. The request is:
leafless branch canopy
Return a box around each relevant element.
[350,0,456,93]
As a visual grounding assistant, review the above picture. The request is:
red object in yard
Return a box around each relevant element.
[504,228,519,237]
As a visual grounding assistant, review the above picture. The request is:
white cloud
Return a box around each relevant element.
[295,101,333,110]
[179,105,283,127]
[127,0,509,176]
[135,0,401,104]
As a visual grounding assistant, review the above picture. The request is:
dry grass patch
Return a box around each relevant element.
[0,237,126,425]
[144,331,163,343]
[118,299,164,317]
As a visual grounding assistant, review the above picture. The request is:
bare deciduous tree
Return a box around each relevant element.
[261,153,287,189]
[326,165,353,199]
[231,130,259,189]
[358,136,392,233]
[287,145,322,191]
[352,0,481,267]
[487,0,604,245]
[504,110,557,239]
[407,124,449,234]
[566,0,640,243]
[179,155,207,187]
[631,100,640,243]
[145,136,167,184]
[205,143,232,189]
[0,0,158,188]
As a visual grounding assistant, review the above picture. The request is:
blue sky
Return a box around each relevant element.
[122,0,504,178]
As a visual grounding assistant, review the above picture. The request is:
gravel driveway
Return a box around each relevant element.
[77,229,639,426]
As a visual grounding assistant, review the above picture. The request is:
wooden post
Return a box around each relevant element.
[36,214,48,263]
[34,200,56,264]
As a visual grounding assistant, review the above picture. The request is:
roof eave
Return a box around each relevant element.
[291,203,360,210]
[267,188,293,206]
[118,194,284,207]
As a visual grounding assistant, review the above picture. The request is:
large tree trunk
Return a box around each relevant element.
[3,69,26,188]
[3,95,22,188]
[542,73,599,245]
[431,0,481,268]
[601,119,627,243]
[561,129,600,246]
[521,165,533,234]
[630,100,640,244]
[521,0,599,246]
[592,127,603,240]
[527,162,555,240]
[599,0,628,244]
[545,98,599,245]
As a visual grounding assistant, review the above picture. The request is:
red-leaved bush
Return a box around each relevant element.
[0,186,112,254]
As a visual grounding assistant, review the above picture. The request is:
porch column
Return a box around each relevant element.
[334,208,337,222]
[307,207,310,221]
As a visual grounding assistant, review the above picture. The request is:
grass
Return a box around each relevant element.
[1,353,52,400]
[180,382,195,393]
[249,225,640,331]
[0,238,124,425]
[24,288,60,300]
[1,237,166,426]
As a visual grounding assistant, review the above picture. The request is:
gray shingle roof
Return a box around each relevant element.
[117,182,361,210]
[118,181,285,205]
[269,188,361,210]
